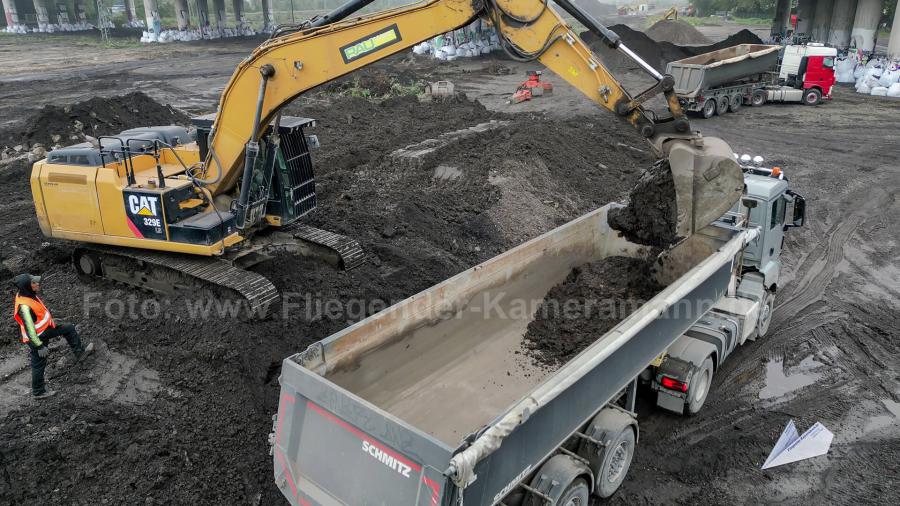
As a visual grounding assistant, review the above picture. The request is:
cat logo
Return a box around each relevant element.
[128,194,159,217]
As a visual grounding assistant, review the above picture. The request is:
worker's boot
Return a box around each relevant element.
[34,390,58,400]
[75,342,95,364]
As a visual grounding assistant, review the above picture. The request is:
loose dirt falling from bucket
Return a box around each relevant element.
[607,161,679,248]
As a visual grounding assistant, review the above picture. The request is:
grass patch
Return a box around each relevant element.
[0,32,144,48]
[648,16,771,28]
[333,76,425,99]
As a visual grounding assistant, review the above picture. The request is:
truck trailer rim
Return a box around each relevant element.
[607,441,629,482]
[693,368,710,404]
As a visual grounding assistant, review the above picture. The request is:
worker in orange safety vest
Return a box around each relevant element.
[13,273,94,399]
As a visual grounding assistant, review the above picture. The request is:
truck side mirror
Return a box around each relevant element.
[784,191,805,229]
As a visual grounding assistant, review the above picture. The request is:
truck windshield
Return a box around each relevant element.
[824,57,835,68]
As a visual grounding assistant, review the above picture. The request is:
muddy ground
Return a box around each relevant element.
[1,23,900,506]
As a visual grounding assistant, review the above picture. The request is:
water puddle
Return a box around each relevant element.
[863,399,900,434]
[759,355,824,400]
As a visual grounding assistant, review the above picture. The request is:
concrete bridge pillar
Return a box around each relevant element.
[796,0,817,36]
[213,0,226,31]
[196,0,210,29]
[772,0,792,37]
[124,0,137,22]
[261,0,274,30]
[232,0,244,26]
[2,0,21,28]
[174,0,189,30]
[143,0,160,34]
[812,0,835,42]
[33,0,50,30]
[828,0,858,48]
[851,0,883,51]
[889,5,900,58]
[73,0,86,23]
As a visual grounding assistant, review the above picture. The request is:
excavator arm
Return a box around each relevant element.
[204,0,742,240]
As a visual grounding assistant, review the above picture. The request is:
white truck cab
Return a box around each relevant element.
[651,166,806,415]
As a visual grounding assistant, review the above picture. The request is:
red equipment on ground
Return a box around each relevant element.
[511,71,554,103]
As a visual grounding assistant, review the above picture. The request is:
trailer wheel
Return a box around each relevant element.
[596,426,635,498]
[556,478,590,506]
[751,90,767,107]
[756,290,776,338]
[716,97,729,115]
[803,88,822,106]
[686,357,714,415]
[701,100,717,118]
[526,455,592,506]
[728,94,742,112]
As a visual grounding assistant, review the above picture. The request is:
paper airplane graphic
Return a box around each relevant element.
[762,420,833,469]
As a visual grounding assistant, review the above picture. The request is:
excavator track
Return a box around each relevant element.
[282,223,366,270]
[74,245,281,317]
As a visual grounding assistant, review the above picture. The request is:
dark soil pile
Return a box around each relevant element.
[645,19,711,45]
[582,24,764,72]
[522,256,665,369]
[5,92,189,149]
[608,160,679,248]
[0,92,651,505]
[317,66,423,97]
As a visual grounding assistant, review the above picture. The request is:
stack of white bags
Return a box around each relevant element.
[839,52,900,97]
[411,20,500,61]
[141,23,256,43]
[31,21,95,33]
[3,24,28,34]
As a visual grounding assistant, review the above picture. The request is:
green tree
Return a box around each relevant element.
[731,0,776,18]
[691,0,777,18]
[884,0,898,28]
[692,0,724,17]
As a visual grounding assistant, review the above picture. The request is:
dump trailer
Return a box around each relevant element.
[668,43,837,119]
[270,169,805,506]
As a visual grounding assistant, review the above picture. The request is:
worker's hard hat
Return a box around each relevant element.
[752,156,764,166]
[740,154,752,164]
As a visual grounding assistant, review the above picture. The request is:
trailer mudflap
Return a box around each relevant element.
[274,361,454,506]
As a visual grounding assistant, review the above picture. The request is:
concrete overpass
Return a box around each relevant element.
[773,0,900,57]
[1,0,275,33]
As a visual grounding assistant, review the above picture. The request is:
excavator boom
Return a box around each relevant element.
[204,0,742,239]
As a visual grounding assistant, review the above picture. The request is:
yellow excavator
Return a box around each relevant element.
[29,0,743,315]
[663,6,679,21]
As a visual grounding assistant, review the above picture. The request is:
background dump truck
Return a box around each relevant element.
[669,43,837,118]
[270,168,805,506]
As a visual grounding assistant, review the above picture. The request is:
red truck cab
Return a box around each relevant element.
[780,44,838,102]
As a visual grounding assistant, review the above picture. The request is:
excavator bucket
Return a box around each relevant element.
[666,136,744,239]
[609,136,743,247]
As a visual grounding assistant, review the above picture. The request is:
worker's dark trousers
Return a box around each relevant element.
[29,323,84,396]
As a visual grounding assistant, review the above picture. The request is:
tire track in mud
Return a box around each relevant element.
[773,217,861,323]
[773,185,889,324]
